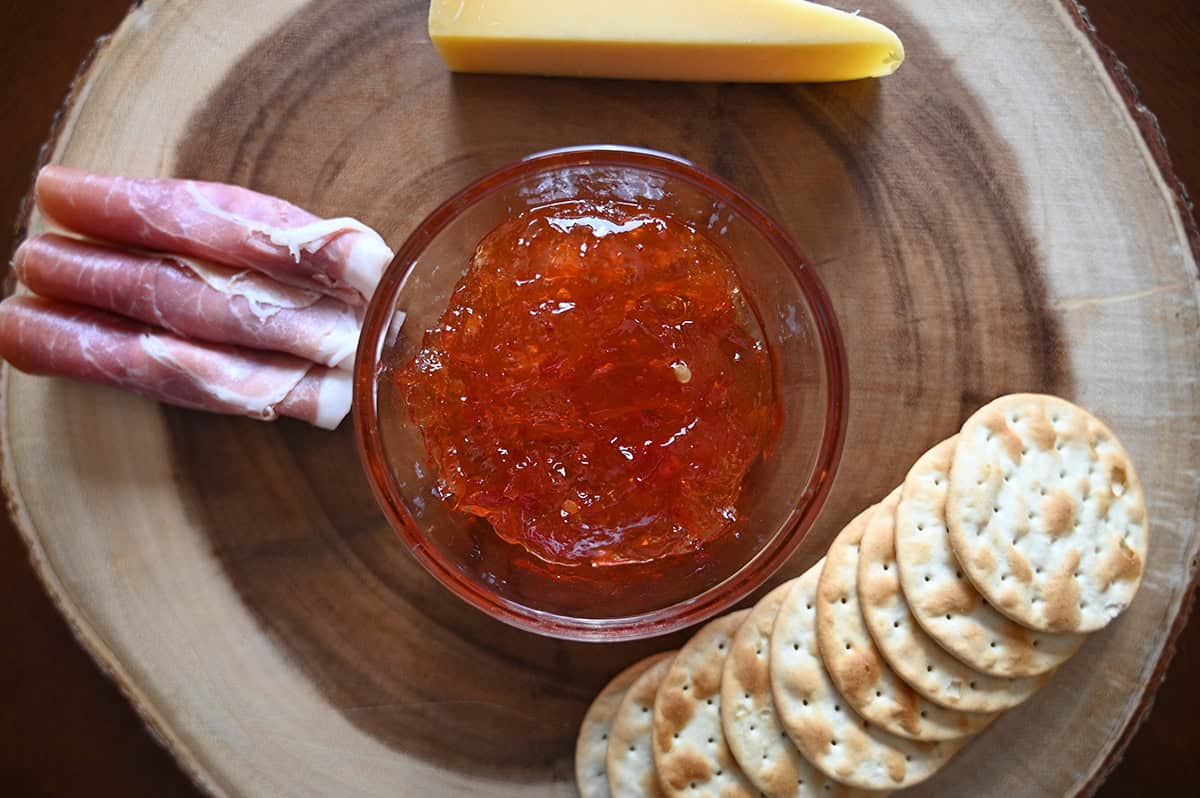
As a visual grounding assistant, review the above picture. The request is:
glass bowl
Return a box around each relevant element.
[354,145,847,641]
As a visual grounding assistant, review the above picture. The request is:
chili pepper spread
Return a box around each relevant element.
[397,201,774,566]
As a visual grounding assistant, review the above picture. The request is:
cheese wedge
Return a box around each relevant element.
[428,0,904,83]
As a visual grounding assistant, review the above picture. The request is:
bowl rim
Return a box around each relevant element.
[353,144,849,641]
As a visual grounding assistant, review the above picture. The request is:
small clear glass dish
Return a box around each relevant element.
[354,146,847,641]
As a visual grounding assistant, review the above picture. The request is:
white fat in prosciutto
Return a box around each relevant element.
[36,165,393,306]
[15,234,362,369]
[0,296,351,429]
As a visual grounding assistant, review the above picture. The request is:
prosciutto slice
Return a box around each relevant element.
[15,234,362,369]
[0,296,351,429]
[35,165,393,306]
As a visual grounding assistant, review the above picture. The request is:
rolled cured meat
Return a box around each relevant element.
[15,234,362,370]
[35,165,393,306]
[0,295,351,429]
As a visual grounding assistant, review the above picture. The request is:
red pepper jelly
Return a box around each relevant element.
[396,200,775,566]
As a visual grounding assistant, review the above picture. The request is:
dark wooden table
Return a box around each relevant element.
[1,2,1197,795]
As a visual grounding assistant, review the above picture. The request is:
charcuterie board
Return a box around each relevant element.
[4,0,1198,795]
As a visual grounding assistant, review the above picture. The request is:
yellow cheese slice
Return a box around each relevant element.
[428,0,904,83]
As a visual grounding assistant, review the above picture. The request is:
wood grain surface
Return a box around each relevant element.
[1,1,1197,795]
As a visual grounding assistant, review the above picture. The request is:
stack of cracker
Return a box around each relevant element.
[576,394,1149,797]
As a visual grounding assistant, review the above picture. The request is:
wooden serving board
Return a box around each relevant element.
[4,1,1198,795]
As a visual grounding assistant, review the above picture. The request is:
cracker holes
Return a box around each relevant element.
[876,690,883,697]
[927,665,934,673]
[707,737,714,745]
[755,649,762,657]
[834,704,841,712]
[802,699,809,706]
[990,641,997,648]
[683,685,690,692]
[969,681,978,689]
[893,621,901,628]
[806,603,813,611]
[839,596,848,605]
[641,706,649,714]
[925,575,932,583]
[629,745,636,752]
[706,699,713,706]
[1032,639,1040,648]
[845,643,852,650]
[956,570,963,579]
[744,693,751,700]
[830,739,838,747]
[920,711,928,719]
[717,643,726,652]
[882,563,889,571]
[793,643,800,651]
[945,614,952,620]
[906,755,913,762]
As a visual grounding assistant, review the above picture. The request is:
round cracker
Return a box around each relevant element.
[771,560,963,790]
[896,436,1084,677]
[816,502,994,741]
[946,394,1148,633]
[579,652,675,798]
[858,488,1047,712]
[653,610,762,798]
[607,653,677,798]
[721,581,882,798]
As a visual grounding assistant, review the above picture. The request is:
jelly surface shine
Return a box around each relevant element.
[396,200,774,566]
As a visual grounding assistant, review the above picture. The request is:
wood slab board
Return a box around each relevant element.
[4,0,1198,795]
